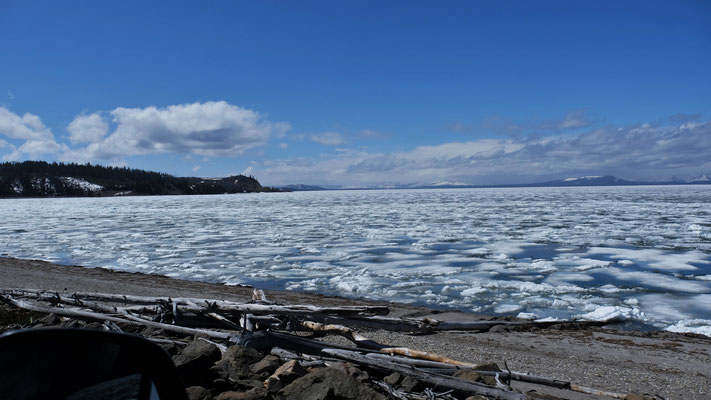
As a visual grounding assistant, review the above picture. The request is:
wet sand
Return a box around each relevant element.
[1,257,709,399]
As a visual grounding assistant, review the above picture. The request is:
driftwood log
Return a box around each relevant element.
[321,348,526,400]
[0,288,629,399]
[2,289,612,334]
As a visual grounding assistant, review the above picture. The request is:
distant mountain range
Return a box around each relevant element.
[281,174,711,191]
[3,161,708,197]
[279,184,330,191]
[0,161,282,197]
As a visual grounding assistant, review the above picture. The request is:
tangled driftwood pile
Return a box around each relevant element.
[0,288,651,400]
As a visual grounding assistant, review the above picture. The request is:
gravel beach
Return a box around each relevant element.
[1,257,709,399]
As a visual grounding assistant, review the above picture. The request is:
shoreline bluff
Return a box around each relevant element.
[1,257,709,399]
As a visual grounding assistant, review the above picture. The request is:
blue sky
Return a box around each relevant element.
[1,0,710,186]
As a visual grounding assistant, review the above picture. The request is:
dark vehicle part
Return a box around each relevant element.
[0,328,188,400]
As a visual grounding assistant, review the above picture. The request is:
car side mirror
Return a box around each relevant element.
[0,328,188,400]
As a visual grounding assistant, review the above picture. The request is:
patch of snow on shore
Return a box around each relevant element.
[11,180,23,194]
[61,177,103,192]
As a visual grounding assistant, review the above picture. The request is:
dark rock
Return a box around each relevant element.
[398,376,423,392]
[265,359,307,391]
[271,360,306,382]
[142,327,167,337]
[327,361,369,382]
[60,319,81,329]
[249,354,281,376]
[159,342,180,356]
[489,325,510,333]
[482,375,499,386]
[229,378,264,391]
[472,362,501,372]
[265,377,284,393]
[211,378,232,393]
[215,388,267,400]
[525,390,564,399]
[38,313,60,325]
[453,370,485,383]
[383,372,402,386]
[212,345,264,381]
[83,321,105,330]
[173,338,222,387]
[186,386,213,400]
[454,367,500,386]
[278,368,386,400]
[465,363,502,385]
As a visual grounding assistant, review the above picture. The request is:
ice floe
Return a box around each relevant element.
[665,319,711,336]
[1,185,710,335]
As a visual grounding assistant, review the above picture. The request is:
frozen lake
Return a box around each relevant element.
[1,185,710,335]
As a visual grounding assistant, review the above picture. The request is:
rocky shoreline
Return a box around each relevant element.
[1,257,710,399]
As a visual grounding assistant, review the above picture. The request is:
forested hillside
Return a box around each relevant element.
[0,161,279,197]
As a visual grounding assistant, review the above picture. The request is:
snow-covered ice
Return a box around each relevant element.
[0,185,710,335]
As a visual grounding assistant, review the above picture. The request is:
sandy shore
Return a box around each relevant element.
[1,257,709,399]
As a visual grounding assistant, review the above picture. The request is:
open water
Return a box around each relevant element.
[1,185,710,335]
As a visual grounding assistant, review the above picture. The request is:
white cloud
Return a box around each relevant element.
[255,120,711,186]
[0,106,65,161]
[242,166,254,176]
[192,165,201,172]
[67,113,109,144]
[0,106,54,140]
[475,109,596,136]
[556,110,592,129]
[279,142,288,149]
[310,132,345,146]
[68,101,289,161]
[7,90,14,100]
[3,139,66,161]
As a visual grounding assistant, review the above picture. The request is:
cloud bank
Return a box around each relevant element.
[0,107,66,161]
[1,101,289,163]
[67,113,109,144]
[255,120,711,186]
[1,103,709,186]
[65,101,289,162]
[310,132,346,146]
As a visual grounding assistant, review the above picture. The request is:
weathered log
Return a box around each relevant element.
[148,337,188,346]
[320,315,431,333]
[3,289,389,317]
[3,289,614,336]
[205,311,242,330]
[364,354,571,389]
[102,321,124,333]
[321,348,527,400]
[0,295,235,340]
[415,367,570,390]
[25,291,250,330]
[379,347,477,367]
[299,320,387,350]
[570,384,627,399]
[2,289,626,398]
[251,288,270,303]
[240,330,381,355]
[270,347,302,360]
